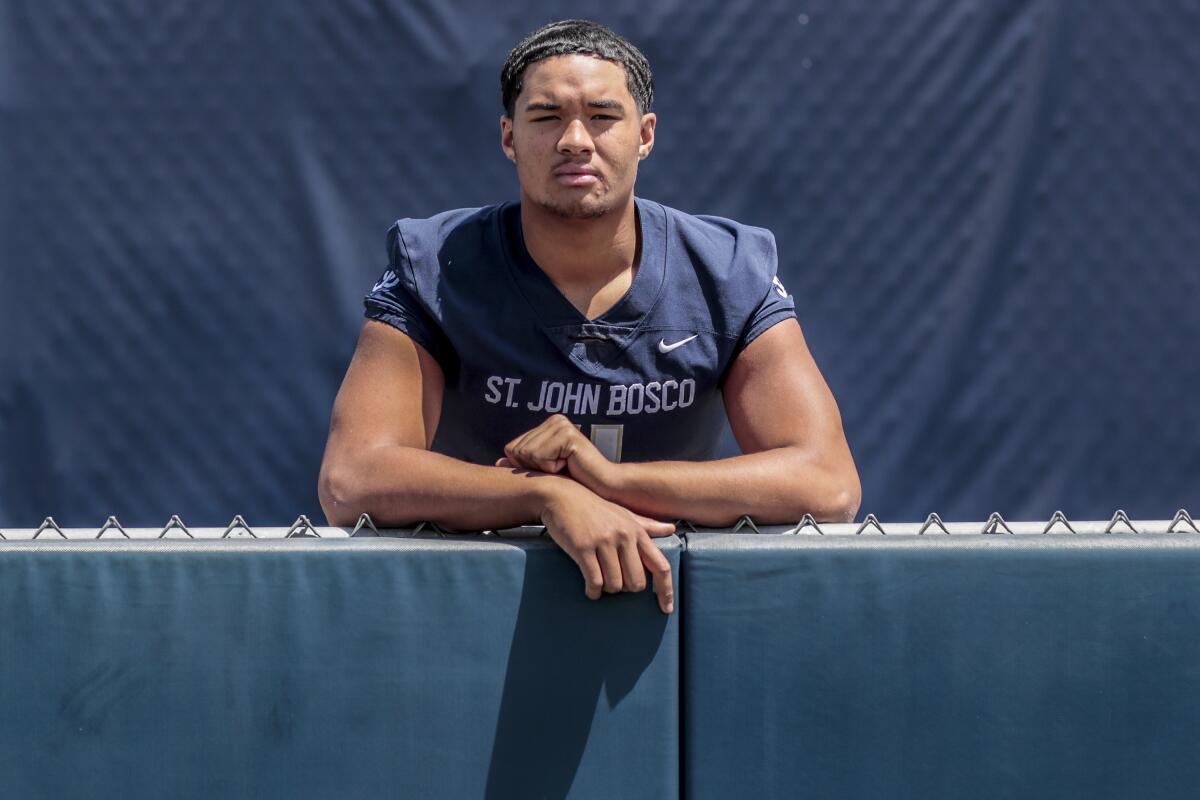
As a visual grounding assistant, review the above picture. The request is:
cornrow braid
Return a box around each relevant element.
[501,19,654,117]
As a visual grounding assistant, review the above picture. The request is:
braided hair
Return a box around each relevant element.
[500,19,654,117]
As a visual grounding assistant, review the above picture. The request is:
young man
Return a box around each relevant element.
[318,20,860,615]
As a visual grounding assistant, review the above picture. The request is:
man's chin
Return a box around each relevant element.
[536,192,613,220]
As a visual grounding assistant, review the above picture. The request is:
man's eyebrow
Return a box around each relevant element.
[522,99,626,112]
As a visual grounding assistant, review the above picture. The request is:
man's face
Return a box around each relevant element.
[501,54,656,219]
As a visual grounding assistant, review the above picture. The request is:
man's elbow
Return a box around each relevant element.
[825,470,864,525]
[806,467,862,525]
[822,483,861,524]
[318,460,362,528]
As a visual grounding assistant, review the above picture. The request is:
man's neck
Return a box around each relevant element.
[519,195,641,314]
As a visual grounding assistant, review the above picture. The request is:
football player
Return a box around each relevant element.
[319,20,860,614]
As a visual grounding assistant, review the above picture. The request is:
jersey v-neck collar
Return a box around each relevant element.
[499,196,668,330]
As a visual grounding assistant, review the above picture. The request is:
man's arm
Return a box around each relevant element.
[320,319,549,530]
[500,319,861,526]
[318,320,677,612]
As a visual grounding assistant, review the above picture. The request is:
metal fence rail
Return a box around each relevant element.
[1,509,1196,540]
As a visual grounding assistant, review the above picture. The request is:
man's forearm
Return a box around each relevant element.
[319,445,566,529]
[584,447,860,527]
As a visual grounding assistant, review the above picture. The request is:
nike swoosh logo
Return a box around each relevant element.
[658,335,698,354]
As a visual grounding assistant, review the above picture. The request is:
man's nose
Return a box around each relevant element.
[557,119,594,155]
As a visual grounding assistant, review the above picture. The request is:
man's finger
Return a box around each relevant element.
[620,539,647,592]
[503,430,545,471]
[519,428,572,474]
[503,437,532,467]
[536,456,568,474]
[502,429,530,457]
[574,550,604,601]
[502,448,524,468]
[503,450,546,472]
[596,543,624,594]
[634,514,677,538]
[513,449,565,473]
[505,424,548,465]
[638,537,675,614]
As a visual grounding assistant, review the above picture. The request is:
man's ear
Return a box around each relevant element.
[638,112,657,160]
[500,115,516,163]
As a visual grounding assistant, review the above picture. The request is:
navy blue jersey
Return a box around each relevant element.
[363,197,795,464]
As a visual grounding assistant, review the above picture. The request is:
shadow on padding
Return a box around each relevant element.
[484,545,672,799]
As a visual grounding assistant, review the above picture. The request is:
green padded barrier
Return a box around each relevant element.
[683,532,1200,800]
[0,533,680,799]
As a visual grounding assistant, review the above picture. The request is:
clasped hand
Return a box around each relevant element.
[496,414,675,614]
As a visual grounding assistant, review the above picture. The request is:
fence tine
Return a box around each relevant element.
[158,515,193,539]
[1105,509,1138,534]
[855,514,886,535]
[222,515,256,539]
[95,515,129,539]
[411,521,449,538]
[730,515,761,534]
[1042,510,1076,535]
[918,513,949,535]
[33,517,66,539]
[982,512,1014,535]
[285,515,319,538]
[1167,509,1198,533]
[790,514,824,535]
[351,513,380,537]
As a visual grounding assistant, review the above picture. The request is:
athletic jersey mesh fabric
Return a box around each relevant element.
[363,197,795,464]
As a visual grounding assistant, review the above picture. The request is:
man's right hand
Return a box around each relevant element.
[537,477,676,614]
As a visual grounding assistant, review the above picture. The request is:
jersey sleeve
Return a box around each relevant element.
[736,231,797,353]
[362,223,454,367]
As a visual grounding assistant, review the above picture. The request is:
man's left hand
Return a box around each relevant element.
[496,414,616,494]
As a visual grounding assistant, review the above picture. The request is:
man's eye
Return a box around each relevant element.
[532,116,559,122]
[593,115,617,121]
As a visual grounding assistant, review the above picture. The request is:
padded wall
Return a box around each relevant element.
[2,0,1199,525]
[0,534,681,799]
[683,532,1200,799]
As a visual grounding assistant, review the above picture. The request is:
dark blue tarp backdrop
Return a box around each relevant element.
[2,0,1198,526]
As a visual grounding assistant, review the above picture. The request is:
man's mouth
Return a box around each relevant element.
[553,165,600,187]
